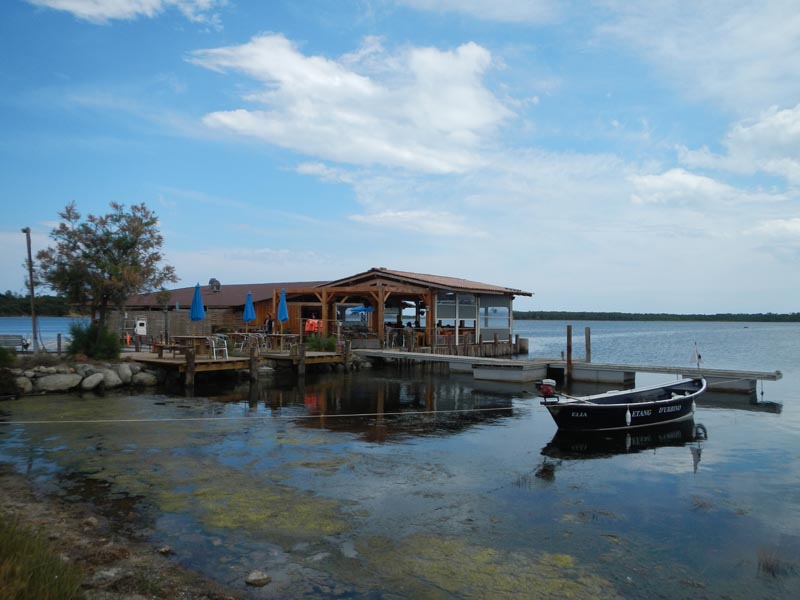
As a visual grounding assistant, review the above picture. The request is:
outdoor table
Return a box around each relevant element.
[267,333,299,351]
[171,335,211,358]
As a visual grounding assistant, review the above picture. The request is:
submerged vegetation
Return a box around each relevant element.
[0,517,84,600]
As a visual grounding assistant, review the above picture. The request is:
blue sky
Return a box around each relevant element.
[2,0,799,313]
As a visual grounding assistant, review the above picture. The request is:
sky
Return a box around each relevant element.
[1,0,799,313]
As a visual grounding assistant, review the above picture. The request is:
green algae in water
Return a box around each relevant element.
[358,534,622,599]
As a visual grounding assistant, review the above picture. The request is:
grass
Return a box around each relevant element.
[0,516,84,600]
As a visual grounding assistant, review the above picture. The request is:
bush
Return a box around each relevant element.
[67,322,121,360]
[306,335,337,352]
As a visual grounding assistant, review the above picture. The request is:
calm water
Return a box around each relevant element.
[0,316,88,350]
[1,320,799,599]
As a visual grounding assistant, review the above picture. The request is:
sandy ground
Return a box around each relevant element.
[0,463,245,600]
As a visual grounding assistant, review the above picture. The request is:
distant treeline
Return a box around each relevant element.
[514,311,800,322]
[0,291,71,316]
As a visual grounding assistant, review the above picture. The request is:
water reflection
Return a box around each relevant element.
[542,419,707,457]
[201,374,521,443]
[539,420,709,479]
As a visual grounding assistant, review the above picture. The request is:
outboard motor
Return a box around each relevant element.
[538,378,557,400]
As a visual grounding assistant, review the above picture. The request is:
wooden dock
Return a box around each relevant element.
[353,349,782,394]
[127,347,346,384]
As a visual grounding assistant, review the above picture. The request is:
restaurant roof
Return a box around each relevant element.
[125,267,532,308]
[126,281,326,309]
[324,267,533,296]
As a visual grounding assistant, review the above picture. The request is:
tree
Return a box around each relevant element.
[36,202,178,338]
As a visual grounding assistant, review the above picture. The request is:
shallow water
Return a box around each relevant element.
[1,321,799,598]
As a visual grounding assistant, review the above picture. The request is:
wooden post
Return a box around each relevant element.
[298,343,306,377]
[185,349,196,388]
[57,333,62,357]
[585,326,591,363]
[249,343,257,381]
[344,339,351,371]
[566,325,573,384]
[515,333,520,355]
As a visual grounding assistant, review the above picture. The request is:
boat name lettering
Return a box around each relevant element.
[571,412,588,418]
[631,410,651,417]
[659,405,682,413]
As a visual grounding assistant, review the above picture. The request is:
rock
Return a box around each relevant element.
[245,570,272,587]
[15,377,33,394]
[116,363,132,384]
[132,371,158,386]
[23,370,36,378]
[157,545,174,555]
[34,373,82,393]
[128,362,143,375]
[75,363,95,377]
[83,516,99,528]
[81,372,105,391]
[100,368,123,389]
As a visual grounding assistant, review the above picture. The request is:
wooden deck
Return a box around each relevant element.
[125,349,345,372]
[125,351,250,373]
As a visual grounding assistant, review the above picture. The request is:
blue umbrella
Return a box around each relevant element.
[243,291,256,331]
[190,283,205,322]
[277,288,289,323]
[277,288,289,349]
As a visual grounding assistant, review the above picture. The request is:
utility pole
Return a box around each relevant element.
[21,227,39,353]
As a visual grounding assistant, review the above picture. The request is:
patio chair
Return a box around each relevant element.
[207,335,229,359]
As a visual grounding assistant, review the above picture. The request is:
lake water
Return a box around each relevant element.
[1,320,798,598]
[0,315,88,350]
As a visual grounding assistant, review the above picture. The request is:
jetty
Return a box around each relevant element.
[352,349,782,394]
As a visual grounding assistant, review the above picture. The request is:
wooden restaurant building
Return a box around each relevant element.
[115,268,532,350]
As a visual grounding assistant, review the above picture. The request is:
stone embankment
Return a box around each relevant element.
[9,360,162,395]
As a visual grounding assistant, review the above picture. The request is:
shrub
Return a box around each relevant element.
[67,322,121,360]
[0,516,84,599]
[306,335,337,352]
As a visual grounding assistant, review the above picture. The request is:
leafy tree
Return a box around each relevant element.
[36,202,177,341]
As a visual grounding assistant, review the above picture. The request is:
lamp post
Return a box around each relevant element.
[21,227,39,353]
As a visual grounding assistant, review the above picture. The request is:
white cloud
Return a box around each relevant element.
[295,162,354,184]
[398,0,562,24]
[348,210,480,237]
[747,218,800,238]
[629,168,786,206]
[27,0,223,26]
[598,0,800,113]
[190,34,512,174]
[680,104,800,185]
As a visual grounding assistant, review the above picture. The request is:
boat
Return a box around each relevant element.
[539,377,707,432]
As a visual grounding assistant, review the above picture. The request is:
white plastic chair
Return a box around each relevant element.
[207,335,229,359]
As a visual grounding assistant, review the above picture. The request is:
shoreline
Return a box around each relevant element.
[0,463,244,599]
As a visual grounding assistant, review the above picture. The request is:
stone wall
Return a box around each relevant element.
[7,361,163,396]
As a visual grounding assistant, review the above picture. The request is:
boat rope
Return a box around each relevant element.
[0,404,529,426]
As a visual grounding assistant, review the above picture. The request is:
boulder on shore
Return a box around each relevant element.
[35,373,82,393]
[81,372,105,391]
